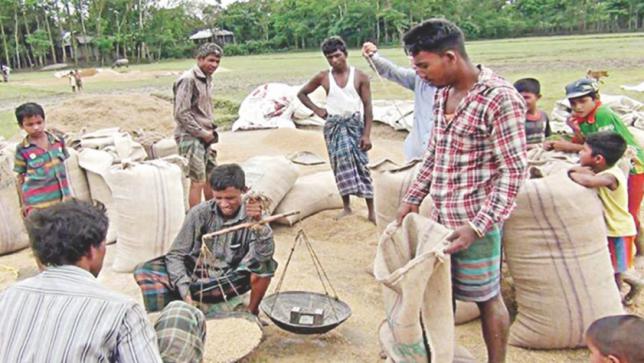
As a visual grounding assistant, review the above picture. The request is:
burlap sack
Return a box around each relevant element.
[64,148,91,201]
[455,301,480,325]
[107,160,185,272]
[78,149,118,243]
[526,147,576,178]
[0,143,29,255]
[241,156,298,214]
[150,138,178,160]
[504,171,624,349]
[273,171,342,225]
[374,214,454,363]
[372,160,432,235]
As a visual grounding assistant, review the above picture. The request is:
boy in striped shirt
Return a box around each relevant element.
[13,102,70,216]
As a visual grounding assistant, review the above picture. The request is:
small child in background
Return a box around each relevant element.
[568,131,641,304]
[73,69,83,92]
[585,315,644,363]
[13,102,70,216]
[513,78,551,147]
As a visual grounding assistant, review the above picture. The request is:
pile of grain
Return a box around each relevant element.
[204,317,263,363]
[47,94,174,135]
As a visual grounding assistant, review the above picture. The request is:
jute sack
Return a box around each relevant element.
[504,171,624,349]
[107,160,185,272]
[372,160,432,235]
[241,156,298,214]
[374,214,454,363]
[273,171,342,225]
[78,149,118,243]
[526,147,576,178]
[0,143,29,255]
[64,148,91,201]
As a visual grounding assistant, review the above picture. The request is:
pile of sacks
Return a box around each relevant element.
[0,140,29,256]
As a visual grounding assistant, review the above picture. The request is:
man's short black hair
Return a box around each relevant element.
[15,102,45,126]
[209,164,246,191]
[321,36,347,56]
[586,315,644,363]
[403,18,467,57]
[585,131,627,166]
[26,199,109,266]
[514,78,541,96]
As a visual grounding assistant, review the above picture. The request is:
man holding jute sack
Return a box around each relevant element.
[397,19,528,363]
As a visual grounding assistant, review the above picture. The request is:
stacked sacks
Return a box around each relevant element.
[503,171,624,349]
[374,214,454,363]
[273,171,343,225]
[241,156,298,214]
[64,148,91,201]
[526,147,577,178]
[0,142,29,255]
[107,159,185,272]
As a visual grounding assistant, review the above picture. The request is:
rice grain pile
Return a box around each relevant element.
[204,317,263,363]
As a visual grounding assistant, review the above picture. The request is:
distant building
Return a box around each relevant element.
[189,28,235,45]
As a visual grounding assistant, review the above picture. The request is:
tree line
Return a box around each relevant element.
[1,0,642,69]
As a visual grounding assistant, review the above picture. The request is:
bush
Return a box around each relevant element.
[223,43,248,56]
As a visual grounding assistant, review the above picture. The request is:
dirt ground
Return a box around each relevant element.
[1,107,643,362]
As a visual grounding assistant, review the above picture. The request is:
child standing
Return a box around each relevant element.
[568,131,641,304]
[585,315,644,363]
[13,103,70,216]
[513,78,551,147]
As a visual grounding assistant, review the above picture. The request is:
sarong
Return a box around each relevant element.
[608,236,636,273]
[155,301,206,363]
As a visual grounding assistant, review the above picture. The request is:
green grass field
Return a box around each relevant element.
[1,32,643,139]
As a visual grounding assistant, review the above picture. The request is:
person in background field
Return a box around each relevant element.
[585,315,644,363]
[174,42,222,208]
[298,36,376,223]
[513,78,551,148]
[68,70,77,92]
[568,131,642,305]
[0,200,207,363]
[0,61,8,82]
[396,19,528,363]
[134,164,277,318]
[361,41,437,160]
[545,78,644,258]
[73,69,83,92]
[13,102,70,217]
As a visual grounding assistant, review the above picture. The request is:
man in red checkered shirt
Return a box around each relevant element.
[396,19,528,363]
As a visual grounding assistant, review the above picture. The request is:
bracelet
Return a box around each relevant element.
[467,221,484,239]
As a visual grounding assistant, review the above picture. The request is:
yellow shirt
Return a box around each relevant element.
[597,166,637,237]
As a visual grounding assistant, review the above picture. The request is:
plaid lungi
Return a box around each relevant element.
[176,134,217,182]
[451,225,502,302]
[155,300,206,363]
[323,113,373,198]
[133,256,251,312]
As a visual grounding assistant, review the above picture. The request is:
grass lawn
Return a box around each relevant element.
[1,32,643,139]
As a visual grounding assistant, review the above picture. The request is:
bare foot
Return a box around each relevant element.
[335,209,352,220]
[367,213,377,225]
[623,273,643,306]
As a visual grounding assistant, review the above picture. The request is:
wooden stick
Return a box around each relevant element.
[202,210,301,239]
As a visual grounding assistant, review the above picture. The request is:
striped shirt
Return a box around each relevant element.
[0,265,162,363]
[403,66,528,235]
[14,131,70,210]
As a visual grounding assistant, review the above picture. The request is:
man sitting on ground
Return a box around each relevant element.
[134,164,276,316]
[0,200,206,363]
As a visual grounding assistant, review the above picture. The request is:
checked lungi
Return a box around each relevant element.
[134,256,252,312]
[323,112,374,198]
[155,300,207,363]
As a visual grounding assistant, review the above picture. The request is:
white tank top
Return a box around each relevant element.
[326,66,363,118]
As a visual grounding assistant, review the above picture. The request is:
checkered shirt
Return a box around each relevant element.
[403,66,528,235]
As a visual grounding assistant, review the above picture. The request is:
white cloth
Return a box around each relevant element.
[326,66,363,118]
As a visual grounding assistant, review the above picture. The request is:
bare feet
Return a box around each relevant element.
[623,272,643,306]
[335,209,353,220]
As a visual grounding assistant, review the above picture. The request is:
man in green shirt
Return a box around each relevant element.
[545,78,644,257]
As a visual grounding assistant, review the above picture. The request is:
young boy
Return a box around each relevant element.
[586,315,644,363]
[174,43,222,208]
[513,78,551,146]
[134,164,275,316]
[546,78,644,256]
[298,36,375,223]
[568,131,641,304]
[13,102,70,216]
